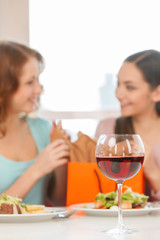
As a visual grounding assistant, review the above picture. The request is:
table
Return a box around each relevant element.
[1,210,160,240]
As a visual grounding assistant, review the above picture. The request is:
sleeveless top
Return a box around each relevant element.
[0,117,51,204]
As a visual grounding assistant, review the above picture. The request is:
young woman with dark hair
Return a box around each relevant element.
[95,50,160,201]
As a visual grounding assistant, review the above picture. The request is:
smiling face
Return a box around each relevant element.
[116,62,157,118]
[9,57,42,114]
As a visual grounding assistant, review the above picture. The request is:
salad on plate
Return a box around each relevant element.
[94,186,149,210]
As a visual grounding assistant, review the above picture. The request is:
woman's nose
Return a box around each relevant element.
[115,85,125,100]
[35,81,43,94]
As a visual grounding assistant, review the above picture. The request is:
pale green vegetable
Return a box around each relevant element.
[95,188,149,209]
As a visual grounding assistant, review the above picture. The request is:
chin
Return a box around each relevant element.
[121,110,132,117]
[21,108,34,114]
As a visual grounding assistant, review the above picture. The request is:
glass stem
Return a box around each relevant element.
[117,182,124,230]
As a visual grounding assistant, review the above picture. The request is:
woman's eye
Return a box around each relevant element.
[27,80,34,85]
[126,85,135,90]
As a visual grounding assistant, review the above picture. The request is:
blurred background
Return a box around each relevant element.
[0,0,160,138]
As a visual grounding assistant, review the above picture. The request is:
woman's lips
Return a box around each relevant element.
[29,98,37,106]
[120,103,131,109]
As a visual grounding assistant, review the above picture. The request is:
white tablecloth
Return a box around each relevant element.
[1,210,160,240]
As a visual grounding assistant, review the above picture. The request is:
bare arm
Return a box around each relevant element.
[4,163,40,198]
[3,139,69,199]
[143,144,160,193]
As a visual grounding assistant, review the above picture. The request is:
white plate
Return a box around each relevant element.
[69,202,160,217]
[0,207,67,223]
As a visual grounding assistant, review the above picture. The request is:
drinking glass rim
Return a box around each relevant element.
[99,134,140,137]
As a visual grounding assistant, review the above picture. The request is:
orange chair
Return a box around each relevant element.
[66,162,144,206]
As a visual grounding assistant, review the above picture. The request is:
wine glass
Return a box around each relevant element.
[95,134,145,235]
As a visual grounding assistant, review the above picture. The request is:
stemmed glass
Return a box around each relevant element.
[95,134,145,234]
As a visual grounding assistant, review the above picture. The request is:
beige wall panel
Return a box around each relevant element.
[0,0,29,45]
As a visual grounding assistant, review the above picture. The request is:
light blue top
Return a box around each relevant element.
[0,117,51,204]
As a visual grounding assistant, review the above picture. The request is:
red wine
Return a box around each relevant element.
[96,156,144,182]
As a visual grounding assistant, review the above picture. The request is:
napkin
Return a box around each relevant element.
[51,129,96,162]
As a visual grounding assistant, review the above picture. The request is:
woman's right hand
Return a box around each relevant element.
[33,139,69,179]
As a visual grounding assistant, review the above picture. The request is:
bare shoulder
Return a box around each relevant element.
[99,117,116,126]
[95,117,116,139]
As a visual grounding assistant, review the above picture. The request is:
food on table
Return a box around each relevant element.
[0,194,46,214]
[0,194,23,214]
[25,204,46,214]
[94,186,149,209]
[0,203,21,214]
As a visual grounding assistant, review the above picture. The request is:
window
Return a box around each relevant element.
[29,0,160,136]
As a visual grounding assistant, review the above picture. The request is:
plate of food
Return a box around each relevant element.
[0,194,67,223]
[69,187,160,217]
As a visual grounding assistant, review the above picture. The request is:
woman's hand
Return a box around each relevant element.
[50,121,71,141]
[33,139,69,179]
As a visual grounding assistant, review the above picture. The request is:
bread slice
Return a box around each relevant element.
[27,209,46,214]
[25,205,46,214]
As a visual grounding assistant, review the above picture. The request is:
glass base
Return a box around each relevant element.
[102,224,137,235]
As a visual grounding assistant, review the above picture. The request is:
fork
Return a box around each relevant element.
[57,210,76,218]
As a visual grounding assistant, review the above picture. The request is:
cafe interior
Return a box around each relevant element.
[0,0,160,239]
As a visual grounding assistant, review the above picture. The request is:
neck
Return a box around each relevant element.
[132,110,160,131]
[4,114,24,132]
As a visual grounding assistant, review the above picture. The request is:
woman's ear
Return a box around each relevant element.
[152,85,160,102]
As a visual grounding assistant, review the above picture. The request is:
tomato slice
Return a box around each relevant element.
[134,206,142,209]
[98,205,105,209]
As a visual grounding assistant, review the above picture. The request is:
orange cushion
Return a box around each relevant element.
[66,162,144,206]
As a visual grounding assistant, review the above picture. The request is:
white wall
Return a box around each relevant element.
[0,0,29,45]
[29,0,160,113]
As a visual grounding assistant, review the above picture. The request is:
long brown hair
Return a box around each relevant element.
[0,41,44,135]
[115,117,135,134]
[115,50,160,134]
